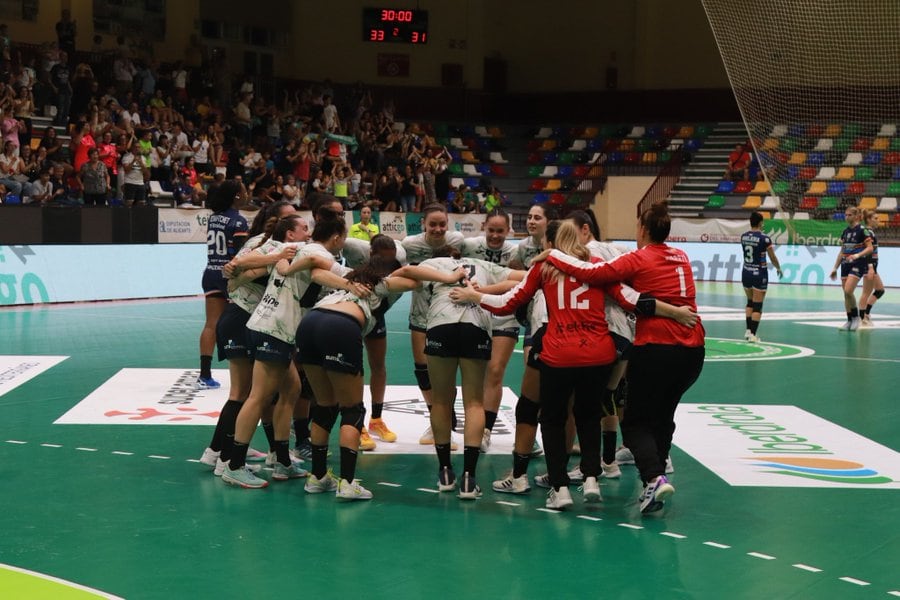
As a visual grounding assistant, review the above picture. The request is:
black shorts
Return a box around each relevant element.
[366,312,387,340]
[216,303,252,361]
[247,329,295,365]
[202,268,228,298]
[841,260,866,279]
[123,182,147,202]
[426,323,492,360]
[611,331,632,361]
[526,324,547,369]
[742,267,768,291]
[296,309,364,375]
[870,260,878,274]
[492,324,520,339]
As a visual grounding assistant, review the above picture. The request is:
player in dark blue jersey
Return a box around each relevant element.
[829,206,873,332]
[740,211,782,342]
[198,180,249,389]
[859,209,885,327]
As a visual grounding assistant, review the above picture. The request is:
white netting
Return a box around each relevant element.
[701,0,900,218]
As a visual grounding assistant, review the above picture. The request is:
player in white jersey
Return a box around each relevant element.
[461,208,520,453]
[297,256,466,500]
[222,217,367,488]
[198,208,304,475]
[400,204,465,446]
[342,234,408,449]
[417,252,524,499]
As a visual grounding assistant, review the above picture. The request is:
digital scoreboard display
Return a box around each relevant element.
[363,7,429,44]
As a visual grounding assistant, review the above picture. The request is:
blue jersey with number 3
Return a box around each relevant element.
[741,230,772,272]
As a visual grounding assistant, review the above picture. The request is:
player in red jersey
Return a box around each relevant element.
[538,202,705,514]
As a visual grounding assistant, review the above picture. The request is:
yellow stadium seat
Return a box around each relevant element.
[859,196,877,210]
[544,179,562,192]
[539,139,557,151]
[742,196,762,209]
[752,181,770,194]
[30,137,41,150]
[758,211,771,219]
[460,150,477,162]
[835,167,855,179]
[824,124,842,137]
[788,152,807,165]
[583,126,599,138]
[877,213,889,225]
[871,138,889,150]
[762,138,779,151]
[807,181,827,194]
[677,126,695,138]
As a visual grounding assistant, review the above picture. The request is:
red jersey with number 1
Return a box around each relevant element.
[478,259,637,368]
[547,245,704,348]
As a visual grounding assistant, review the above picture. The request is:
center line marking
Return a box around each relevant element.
[75,447,97,452]
[618,523,644,530]
[792,564,822,573]
[496,501,520,507]
[185,459,201,463]
[838,577,869,586]
[661,532,686,539]
[377,482,401,487]
[748,552,776,560]
[704,541,731,549]
[148,455,170,459]
[416,488,439,494]
[41,443,62,448]
[5,440,27,444]
[536,508,562,514]
[112,451,133,456]
[577,515,602,522]
[887,591,900,597]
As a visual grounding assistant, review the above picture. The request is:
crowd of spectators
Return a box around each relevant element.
[0,22,502,213]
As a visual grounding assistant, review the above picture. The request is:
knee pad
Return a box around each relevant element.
[340,403,366,432]
[414,362,431,391]
[746,299,755,309]
[310,403,339,432]
[874,289,885,299]
[751,301,763,314]
[514,395,540,426]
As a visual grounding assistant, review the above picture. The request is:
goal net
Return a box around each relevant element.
[701,0,900,220]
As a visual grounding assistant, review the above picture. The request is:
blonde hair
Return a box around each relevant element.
[862,208,877,223]
[845,206,860,222]
[550,220,590,262]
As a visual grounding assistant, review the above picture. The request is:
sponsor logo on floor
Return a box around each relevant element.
[703,338,814,361]
[674,403,900,488]
[55,369,519,454]
[0,355,68,398]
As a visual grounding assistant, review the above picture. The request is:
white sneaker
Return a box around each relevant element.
[546,486,574,510]
[744,329,752,341]
[492,472,531,494]
[665,456,675,474]
[214,459,260,477]
[861,316,873,328]
[639,475,674,514]
[265,451,304,467]
[304,470,339,494]
[601,460,622,479]
[615,446,635,464]
[534,473,551,489]
[746,333,760,343]
[458,471,482,500]
[246,447,267,462]
[839,320,852,331]
[199,447,219,468]
[419,425,435,445]
[336,478,373,501]
[567,465,584,483]
[221,465,268,489]
[272,462,309,481]
[849,317,861,331]
[480,428,492,453]
[580,476,602,503]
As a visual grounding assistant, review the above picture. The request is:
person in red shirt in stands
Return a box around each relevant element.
[539,201,705,515]
[725,142,752,181]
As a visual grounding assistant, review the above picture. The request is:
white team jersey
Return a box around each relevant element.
[586,242,636,341]
[462,236,516,266]
[402,231,465,328]
[513,236,543,268]
[419,257,511,331]
[246,243,338,344]
[229,237,305,314]
[342,236,408,269]
[314,280,393,336]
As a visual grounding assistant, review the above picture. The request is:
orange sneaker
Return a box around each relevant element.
[368,418,398,443]
[359,427,376,451]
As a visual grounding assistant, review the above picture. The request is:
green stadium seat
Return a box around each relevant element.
[855,166,874,180]
[772,181,790,195]
[887,182,900,195]
[705,195,726,209]
[818,196,839,211]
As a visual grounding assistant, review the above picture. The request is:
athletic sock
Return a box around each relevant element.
[463,445,480,476]
[435,443,452,470]
[275,440,291,467]
[846,310,852,321]
[866,305,873,316]
[229,441,249,470]
[745,316,752,329]
[293,417,310,446]
[602,431,617,464]
[749,319,760,335]
[200,355,213,379]
[339,446,358,483]
[371,402,383,420]
[484,410,498,431]
[512,452,531,478]
[311,443,328,479]
[262,421,276,452]
[850,307,859,319]
[210,400,242,452]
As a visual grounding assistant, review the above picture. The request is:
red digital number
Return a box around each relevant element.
[381,9,390,21]
[370,29,384,41]
[393,27,399,37]
[399,10,412,22]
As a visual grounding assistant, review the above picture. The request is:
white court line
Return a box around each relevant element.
[838,577,870,586]
[577,515,602,522]
[887,590,900,597]
[495,501,520,507]
[792,564,822,573]
[416,487,439,494]
[618,523,644,530]
[661,532,687,539]
[813,354,900,364]
[748,552,776,560]
[40,443,62,448]
[111,451,133,456]
[75,447,97,452]
[536,508,563,514]
[148,455,170,460]
[704,541,731,549]
[185,459,201,463]
[5,440,27,444]
[377,482,401,487]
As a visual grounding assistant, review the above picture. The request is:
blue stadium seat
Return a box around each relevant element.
[807,152,825,165]
[533,193,550,204]
[715,180,735,193]
[825,181,847,195]
[862,152,882,165]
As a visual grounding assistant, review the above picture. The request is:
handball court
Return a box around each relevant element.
[0,281,898,599]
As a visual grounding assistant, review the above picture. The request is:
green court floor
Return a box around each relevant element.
[1,281,898,599]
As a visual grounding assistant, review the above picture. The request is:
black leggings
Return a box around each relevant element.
[622,344,705,483]
[539,363,612,489]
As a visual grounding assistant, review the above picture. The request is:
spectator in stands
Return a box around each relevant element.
[48,163,73,204]
[12,85,34,150]
[434,146,452,202]
[0,108,24,157]
[20,145,39,182]
[451,184,477,214]
[0,140,24,197]
[0,24,10,62]
[725,142,752,181]
[121,141,148,206]
[322,94,339,132]
[56,9,77,56]
[233,92,252,144]
[113,53,136,97]
[376,165,400,211]
[98,130,119,186]
[333,162,353,207]
[49,52,72,126]
[71,122,96,172]
[349,204,379,240]
[484,185,503,212]
[78,147,110,206]
[171,61,189,104]
[192,130,212,175]
[28,169,53,205]
[39,125,64,164]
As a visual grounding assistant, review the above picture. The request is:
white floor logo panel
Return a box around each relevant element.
[0,355,68,398]
[674,403,900,488]
[55,369,518,454]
